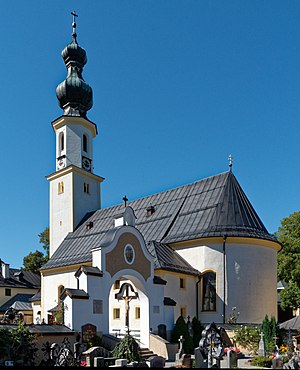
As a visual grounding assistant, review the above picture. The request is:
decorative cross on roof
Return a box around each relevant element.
[123,195,128,207]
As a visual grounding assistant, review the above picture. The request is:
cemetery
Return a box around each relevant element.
[0,314,300,368]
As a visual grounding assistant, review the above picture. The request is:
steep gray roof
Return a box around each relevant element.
[42,171,278,270]
[147,241,200,276]
[0,293,34,312]
[0,269,40,289]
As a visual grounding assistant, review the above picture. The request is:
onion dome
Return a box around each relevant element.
[56,12,93,117]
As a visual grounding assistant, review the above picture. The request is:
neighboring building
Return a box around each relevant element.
[39,18,281,348]
[0,260,40,323]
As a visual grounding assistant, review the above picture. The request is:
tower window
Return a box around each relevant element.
[59,132,65,152]
[83,134,88,153]
[84,183,90,194]
[5,288,11,296]
[179,278,186,289]
[202,271,216,312]
[58,181,64,194]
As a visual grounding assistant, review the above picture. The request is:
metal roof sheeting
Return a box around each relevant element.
[42,171,278,270]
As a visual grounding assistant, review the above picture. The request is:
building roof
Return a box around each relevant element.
[0,293,34,312]
[147,241,200,276]
[279,316,300,330]
[0,268,40,289]
[61,288,89,300]
[29,290,41,302]
[42,171,278,270]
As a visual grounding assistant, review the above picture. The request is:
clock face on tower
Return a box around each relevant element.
[82,157,92,171]
[57,156,66,170]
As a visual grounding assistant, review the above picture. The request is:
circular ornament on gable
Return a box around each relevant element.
[124,244,135,265]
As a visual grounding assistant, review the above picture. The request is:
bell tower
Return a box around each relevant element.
[47,13,104,257]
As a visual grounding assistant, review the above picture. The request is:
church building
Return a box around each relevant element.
[39,17,281,348]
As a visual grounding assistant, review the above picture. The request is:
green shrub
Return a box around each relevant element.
[234,326,260,353]
[251,356,272,368]
[192,317,204,348]
[260,315,282,355]
[112,334,141,362]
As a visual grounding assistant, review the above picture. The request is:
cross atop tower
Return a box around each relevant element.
[71,11,78,40]
[228,154,233,171]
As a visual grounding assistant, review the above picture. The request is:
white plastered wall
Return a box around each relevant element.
[155,271,198,322]
[49,173,73,256]
[175,239,278,324]
[56,125,93,169]
[41,269,77,322]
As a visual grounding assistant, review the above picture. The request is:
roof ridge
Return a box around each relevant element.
[99,171,229,212]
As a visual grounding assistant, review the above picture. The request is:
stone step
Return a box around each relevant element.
[139,348,157,359]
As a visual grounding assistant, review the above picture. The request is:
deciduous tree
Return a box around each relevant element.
[23,227,49,273]
[276,211,300,310]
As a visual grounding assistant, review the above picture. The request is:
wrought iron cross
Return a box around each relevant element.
[123,195,128,207]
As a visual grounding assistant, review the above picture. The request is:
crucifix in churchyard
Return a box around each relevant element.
[115,282,138,333]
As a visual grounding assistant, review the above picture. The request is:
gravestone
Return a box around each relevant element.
[146,355,165,368]
[94,357,104,367]
[104,357,117,367]
[272,354,283,369]
[82,323,97,343]
[258,332,266,357]
[182,354,192,368]
[175,335,185,364]
[82,347,103,367]
[157,324,167,340]
[194,347,207,368]
[227,350,238,369]
[115,359,128,366]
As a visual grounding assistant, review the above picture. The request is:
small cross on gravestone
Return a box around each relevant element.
[258,332,266,357]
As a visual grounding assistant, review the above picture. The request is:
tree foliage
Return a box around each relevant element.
[234,326,260,354]
[192,317,204,348]
[23,227,49,273]
[112,334,141,362]
[0,322,37,365]
[276,212,300,309]
[261,315,281,355]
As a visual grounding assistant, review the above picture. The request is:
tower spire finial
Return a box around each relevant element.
[71,10,78,41]
[228,154,233,172]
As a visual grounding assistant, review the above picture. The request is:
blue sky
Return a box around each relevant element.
[1,1,300,268]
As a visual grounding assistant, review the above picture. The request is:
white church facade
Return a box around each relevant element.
[39,17,281,348]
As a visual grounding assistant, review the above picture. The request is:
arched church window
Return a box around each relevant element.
[83,134,88,153]
[202,271,216,311]
[59,132,65,152]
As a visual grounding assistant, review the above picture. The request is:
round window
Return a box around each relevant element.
[124,244,135,265]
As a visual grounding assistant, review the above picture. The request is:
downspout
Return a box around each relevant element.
[223,235,227,324]
[196,274,202,320]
